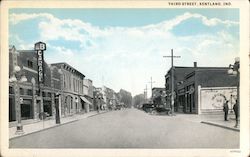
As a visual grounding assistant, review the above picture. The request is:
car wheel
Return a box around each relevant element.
[167,110,171,115]
[151,110,157,115]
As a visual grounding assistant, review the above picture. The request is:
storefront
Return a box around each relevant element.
[21,99,33,120]
[80,96,92,113]
[199,87,237,114]
[165,63,237,114]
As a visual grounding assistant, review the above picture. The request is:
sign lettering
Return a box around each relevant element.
[35,42,46,84]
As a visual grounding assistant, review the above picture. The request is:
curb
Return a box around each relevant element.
[9,111,108,140]
[87,111,109,118]
[9,119,79,140]
[201,121,240,132]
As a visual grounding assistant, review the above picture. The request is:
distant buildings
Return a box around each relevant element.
[165,62,238,114]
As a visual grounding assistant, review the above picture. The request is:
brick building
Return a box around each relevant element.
[9,45,91,124]
[50,63,86,116]
[9,45,61,122]
[165,62,238,114]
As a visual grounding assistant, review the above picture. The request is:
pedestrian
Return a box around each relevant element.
[233,100,239,127]
[223,100,229,121]
[97,104,100,113]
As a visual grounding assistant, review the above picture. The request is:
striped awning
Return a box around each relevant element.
[80,96,92,105]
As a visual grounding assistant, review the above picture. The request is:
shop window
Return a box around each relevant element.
[21,99,33,120]
[27,60,33,68]
[48,92,51,97]
[27,89,32,96]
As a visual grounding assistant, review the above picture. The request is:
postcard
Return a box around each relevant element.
[0,0,249,157]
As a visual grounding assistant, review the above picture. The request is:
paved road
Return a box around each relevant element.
[10,109,239,148]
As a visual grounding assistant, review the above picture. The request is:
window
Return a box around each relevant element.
[63,74,66,89]
[27,89,32,96]
[69,75,71,89]
[73,78,76,92]
[76,79,78,92]
[27,60,33,68]
[9,86,14,94]
[42,92,46,97]
[19,88,24,95]
[48,92,51,97]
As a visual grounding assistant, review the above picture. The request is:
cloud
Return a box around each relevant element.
[10,13,54,25]
[9,12,239,95]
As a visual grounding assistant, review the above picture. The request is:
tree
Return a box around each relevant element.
[132,94,144,108]
[119,89,132,108]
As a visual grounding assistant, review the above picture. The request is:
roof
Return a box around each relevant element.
[51,62,85,78]
[165,66,229,77]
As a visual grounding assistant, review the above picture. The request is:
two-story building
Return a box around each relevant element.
[165,62,238,114]
[9,45,61,122]
[50,63,85,116]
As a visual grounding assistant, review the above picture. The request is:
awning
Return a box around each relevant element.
[80,96,92,105]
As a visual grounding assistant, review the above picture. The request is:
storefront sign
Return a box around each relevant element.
[200,87,237,110]
[35,42,46,84]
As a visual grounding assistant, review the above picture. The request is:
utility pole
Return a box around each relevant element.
[148,77,155,101]
[163,49,180,115]
[144,85,148,102]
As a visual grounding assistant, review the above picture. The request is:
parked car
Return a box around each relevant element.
[150,107,171,115]
[115,105,122,110]
[142,103,155,113]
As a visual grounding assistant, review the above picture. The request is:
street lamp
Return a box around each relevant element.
[9,65,27,134]
[228,57,240,127]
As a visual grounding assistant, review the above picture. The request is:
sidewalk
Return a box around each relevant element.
[9,110,108,139]
[175,112,240,132]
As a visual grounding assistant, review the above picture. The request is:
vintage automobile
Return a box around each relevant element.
[115,105,122,110]
[141,103,155,113]
[150,107,171,115]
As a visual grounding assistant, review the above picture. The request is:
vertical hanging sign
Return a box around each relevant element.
[35,42,46,84]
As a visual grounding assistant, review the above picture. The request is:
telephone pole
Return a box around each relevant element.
[163,49,180,115]
[144,85,148,102]
[148,77,155,101]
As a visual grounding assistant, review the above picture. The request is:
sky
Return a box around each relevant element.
[9,9,239,96]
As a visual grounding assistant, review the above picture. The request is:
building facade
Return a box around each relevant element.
[9,45,60,122]
[83,79,94,112]
[50,63,86,116]
[165,62,238,114]
[9,45,90,125]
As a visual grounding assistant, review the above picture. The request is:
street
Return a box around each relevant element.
[10,109,239,148]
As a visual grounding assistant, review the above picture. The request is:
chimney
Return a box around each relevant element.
[194,62,197,67]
